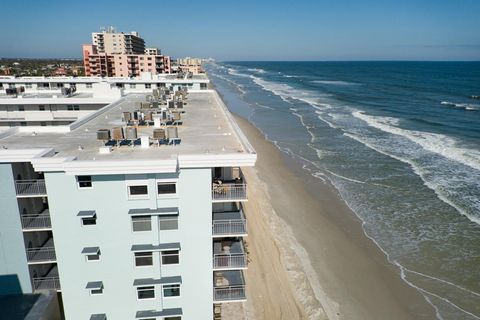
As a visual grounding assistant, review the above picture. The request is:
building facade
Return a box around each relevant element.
[92,28,145,55]
[0,77,255,319]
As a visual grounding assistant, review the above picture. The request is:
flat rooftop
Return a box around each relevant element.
[0,91,252,162]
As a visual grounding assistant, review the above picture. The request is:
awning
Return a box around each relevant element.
[128,207,179,215]
[85,281,103,290]
[133,276,182,286]
[77,210,96,217]
[131,242,180,252]
[81,247,100,255]
[136,308,183,319]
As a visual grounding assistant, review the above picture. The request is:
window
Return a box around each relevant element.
[82,216,97,226]
[159,216,178,230]
[145,84,151,89]
[20,122,27,126]
[86,83,93,88]
[132,215,151,232]
[18,106,25,111]
[73,105,80,111]
[161,250,179,265]
[137,286,155,300]
[91,288,103,295]
[40,122,46,126]
[56,83,64,88]
[39,105,45,111]
[165,317,181,320]
[163,284,180,297]
[25,83,32,88]
[86,251,101,261]
[128,185,148,197]
[67,105,73,111]
[157,183,176,196]
[129,84,136,89]
[77,176,92,188]
[134,252,153,266]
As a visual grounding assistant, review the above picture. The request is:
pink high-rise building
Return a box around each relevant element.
[82,29,171,77]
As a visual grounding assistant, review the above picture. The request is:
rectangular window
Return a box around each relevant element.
[137,286,155,300]
[145,84,151,89]
[67,105,73,111]
[40,122,46,126]
[86,252,101,261]
[81,216,97,226]
[90,288,103,295]
[77,176,92,188]
[128,185,148,196]
[73,105,80,111]
[18,106,25,111]
[129,84,136,89]
[163,284,180,297]
[39,105,45,111]
[159,216,178,230]
[165,317,181,320]
[134,252,153,266]
[25,83,32,88]
[86,83,93,88]
[157,183,176,195]
[132,215,151,232]
[161,250,179,265]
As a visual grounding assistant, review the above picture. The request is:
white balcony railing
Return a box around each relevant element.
[213,285,246,302]
[33,277,61,291]
[15,180,47,196]
[21,213,51,230]
[213,219,247,236]
[213,253,247,270]
[26,246,56,263]
[212,183,247,201]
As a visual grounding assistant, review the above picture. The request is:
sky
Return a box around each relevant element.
[1,0,479,61]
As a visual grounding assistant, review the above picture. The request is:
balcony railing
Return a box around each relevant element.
[213,286,246,302]
[213,217,247,236]
[26,245,56,263]
[15,180,47,197]
[212,183,247,201]
[213,253,247,270]
[21,212,51,230]
[33,277,60,292]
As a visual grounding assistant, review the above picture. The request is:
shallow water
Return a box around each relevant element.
[206,61,480,320]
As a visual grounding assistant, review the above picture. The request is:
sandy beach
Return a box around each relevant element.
[235,114,438,320]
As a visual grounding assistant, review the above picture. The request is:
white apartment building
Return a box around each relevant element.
[0,73,209,130]
[0,76,255,319]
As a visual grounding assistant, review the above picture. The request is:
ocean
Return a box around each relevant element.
[205,61,480,320]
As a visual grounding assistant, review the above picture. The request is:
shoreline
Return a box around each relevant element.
[233,113,438,319]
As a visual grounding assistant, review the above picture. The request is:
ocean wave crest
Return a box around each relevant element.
[441,101,478,111]
[352,111,480,171]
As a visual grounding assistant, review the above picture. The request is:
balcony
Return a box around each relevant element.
[26,238,56,264]
[21,209,51,231]
[15,180,47,197]
[213,239,247,270]
[212,182,247,202]
[213,271,246,302]
[213,210,247,237]
[33,266,60,292]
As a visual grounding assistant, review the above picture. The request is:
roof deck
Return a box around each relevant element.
[0,90,255,169]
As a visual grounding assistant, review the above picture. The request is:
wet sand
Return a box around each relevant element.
[235,114,437,320]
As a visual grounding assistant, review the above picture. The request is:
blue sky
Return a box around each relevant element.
[1,0,479,61]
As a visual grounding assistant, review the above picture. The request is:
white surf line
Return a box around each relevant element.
[397,262,480,320]
[403,267,480,298]
[343,131,480,226]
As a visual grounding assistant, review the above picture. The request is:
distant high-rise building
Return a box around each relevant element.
[82,29,171,77]
[91,27,145,55]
